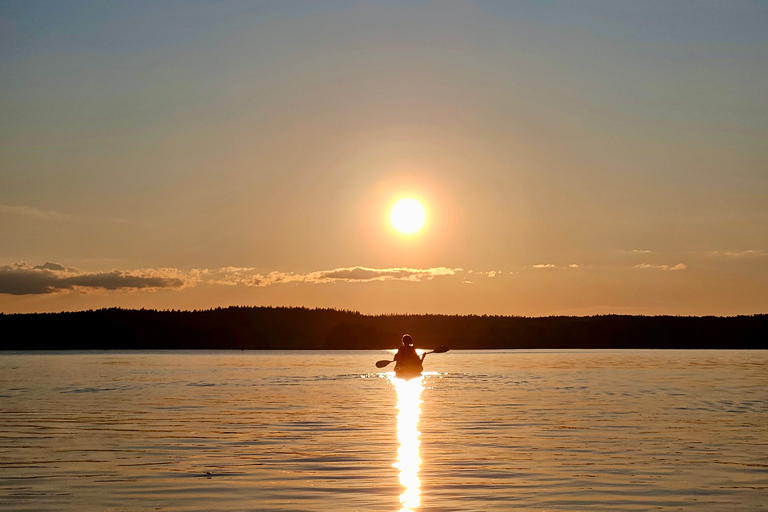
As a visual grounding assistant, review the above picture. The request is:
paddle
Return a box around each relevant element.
[375,345,449,368]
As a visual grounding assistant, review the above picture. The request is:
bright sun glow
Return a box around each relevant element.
[390,198,426,235]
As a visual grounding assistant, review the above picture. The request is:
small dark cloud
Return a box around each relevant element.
[319,267,413,281]
[66,271,185,290]
[34,262,67,271]
[309,266,458,283]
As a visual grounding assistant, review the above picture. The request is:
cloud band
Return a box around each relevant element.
[0,263,461,295]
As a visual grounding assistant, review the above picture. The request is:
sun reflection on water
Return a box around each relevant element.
[389,374,424,512]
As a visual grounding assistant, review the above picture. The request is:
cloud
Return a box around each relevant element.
[709,250,765,258]
[616,249,656,256]
[259,271,305,286]
[316,266,458,283]
[634,263,688,271]
[0,205,66,221]
[206,267,264,286]
[530,264,579,270]
[0,262,190,295]
[34,262,69,271]
[0,205,130,224]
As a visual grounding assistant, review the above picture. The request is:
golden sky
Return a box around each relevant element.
[1,1,767,315]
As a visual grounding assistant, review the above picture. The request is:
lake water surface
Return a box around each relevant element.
[1,350,766,511]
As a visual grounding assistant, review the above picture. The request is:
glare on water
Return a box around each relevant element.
[389,374,425,511]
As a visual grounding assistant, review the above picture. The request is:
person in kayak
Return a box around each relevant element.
[394,334,424,371]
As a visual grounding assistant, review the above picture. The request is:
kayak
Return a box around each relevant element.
[394,361,423,380]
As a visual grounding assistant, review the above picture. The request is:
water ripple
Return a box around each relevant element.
[0,350,766,511]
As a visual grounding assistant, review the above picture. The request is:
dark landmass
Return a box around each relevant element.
[1,307,766,350]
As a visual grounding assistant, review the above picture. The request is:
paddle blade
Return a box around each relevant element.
[376,360,394,368]
[432,345,450,354]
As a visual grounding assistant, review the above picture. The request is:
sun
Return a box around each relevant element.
[390,198,426,235]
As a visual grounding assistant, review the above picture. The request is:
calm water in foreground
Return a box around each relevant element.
[1,350,766,511]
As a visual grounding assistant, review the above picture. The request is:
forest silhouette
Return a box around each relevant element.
[1,307,766,350]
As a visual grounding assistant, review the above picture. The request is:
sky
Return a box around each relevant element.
[1,0,767,316]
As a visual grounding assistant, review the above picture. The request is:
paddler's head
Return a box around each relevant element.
[401,334,413,346]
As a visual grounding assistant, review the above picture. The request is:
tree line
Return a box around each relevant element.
[1,307,766,350]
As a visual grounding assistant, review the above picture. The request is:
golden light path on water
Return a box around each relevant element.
[389,374,425,512]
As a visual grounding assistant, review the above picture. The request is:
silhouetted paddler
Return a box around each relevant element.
[394,334,424,377]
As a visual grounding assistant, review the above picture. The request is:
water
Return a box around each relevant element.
[1,350,766,511]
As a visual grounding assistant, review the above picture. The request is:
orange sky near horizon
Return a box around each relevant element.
[1,1,767,316]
